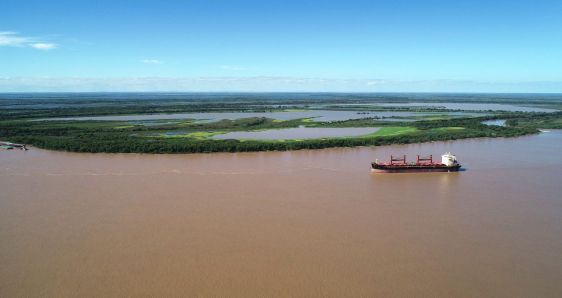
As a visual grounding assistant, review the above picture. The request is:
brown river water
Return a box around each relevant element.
[1,131,562,297]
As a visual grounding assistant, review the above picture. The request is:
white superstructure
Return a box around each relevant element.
[441,152,457,166]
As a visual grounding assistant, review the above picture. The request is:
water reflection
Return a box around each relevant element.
[482,119,507,126]
[212,126,379,140]
[39,110,469,122]
[437,172,460,195]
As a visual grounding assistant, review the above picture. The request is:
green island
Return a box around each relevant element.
[1,93,561,153]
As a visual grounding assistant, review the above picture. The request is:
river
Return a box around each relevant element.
[1,131,562,297]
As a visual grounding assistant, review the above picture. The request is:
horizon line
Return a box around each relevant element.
[1,91,562,95]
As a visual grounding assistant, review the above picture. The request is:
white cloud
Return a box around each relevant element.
[0,31,57,50]
[142,59,162,64]
[30,43,57,50]
[0,31,29,46]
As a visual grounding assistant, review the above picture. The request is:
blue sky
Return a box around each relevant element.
[1,0,562,92]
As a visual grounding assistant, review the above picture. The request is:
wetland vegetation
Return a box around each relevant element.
[1,93,560,153]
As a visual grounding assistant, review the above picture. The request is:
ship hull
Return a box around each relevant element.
[371,163,461,173]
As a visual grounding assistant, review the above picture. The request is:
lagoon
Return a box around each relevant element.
[212,126,379,140]
[331,102,556,112]
[375,102,556,112]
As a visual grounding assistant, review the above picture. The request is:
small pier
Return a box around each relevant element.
[0,141,28,151]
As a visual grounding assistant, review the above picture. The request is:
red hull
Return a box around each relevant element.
[371,163,461,173]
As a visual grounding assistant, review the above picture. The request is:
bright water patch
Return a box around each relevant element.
[39,110,455,122]
[212,126,379,140]
[481,120,507,126]
[332,103,555,113]
[162,131,186,136]
[375,103,555,112]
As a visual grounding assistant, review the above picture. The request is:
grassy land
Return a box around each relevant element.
[366,126,418,137]
[160,131,226,140]
[432,127,465,131]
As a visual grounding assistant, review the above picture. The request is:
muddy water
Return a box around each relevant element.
[1,132,562,297]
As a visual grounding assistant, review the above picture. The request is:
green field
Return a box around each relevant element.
[365,126,418,137]
[160,131,226,140]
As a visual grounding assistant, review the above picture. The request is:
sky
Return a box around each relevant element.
[1,0,562,92]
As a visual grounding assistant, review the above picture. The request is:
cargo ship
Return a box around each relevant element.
[371,153,461,173]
